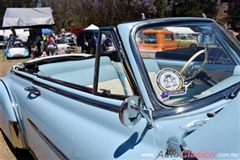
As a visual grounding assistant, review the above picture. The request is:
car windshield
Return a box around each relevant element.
[134,19,240,106]
[12,40,24,47]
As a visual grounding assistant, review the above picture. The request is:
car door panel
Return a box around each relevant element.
[10,73,158,159]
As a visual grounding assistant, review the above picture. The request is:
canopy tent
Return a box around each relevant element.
[2,7,55,28]
[84,24,99,30]
[42,28,54,34]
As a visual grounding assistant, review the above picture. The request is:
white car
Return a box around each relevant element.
[55,39,71,54]
[61,30,77,44]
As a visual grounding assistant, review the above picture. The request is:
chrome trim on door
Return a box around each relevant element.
[28,119,70,160]
[1,79,27,149]
[8,121,25,148]
[13,72,121,112]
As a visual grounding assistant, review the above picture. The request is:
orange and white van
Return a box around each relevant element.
[137,29,178,57]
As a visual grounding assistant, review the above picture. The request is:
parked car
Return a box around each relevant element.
[60,30,77,45]
[0,35,7,49]
[137,29,178,58]
[77,29,98,54]
[176,34,198,48]
[55,39,72,54]
[1,17,240,160]
[4,39,30,58]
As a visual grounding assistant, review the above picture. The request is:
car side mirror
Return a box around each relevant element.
[119,96,154,128]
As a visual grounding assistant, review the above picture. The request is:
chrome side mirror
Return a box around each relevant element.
[119,96,154,128]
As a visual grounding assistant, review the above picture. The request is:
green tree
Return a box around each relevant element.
[225,0,240,30]
[43,0,160,30]
[44,0,77,33]
[1,0,165,32]
[154,0,165,18]
[171,0,218,18]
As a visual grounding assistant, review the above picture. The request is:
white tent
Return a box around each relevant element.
[2,7,55,28]
[84,24,99,30]
[0,29,28,37]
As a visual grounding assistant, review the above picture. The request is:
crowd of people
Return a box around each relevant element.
[27,32,58,59]
[6,29,121,58]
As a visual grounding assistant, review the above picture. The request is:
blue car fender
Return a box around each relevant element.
[0,79,26,148]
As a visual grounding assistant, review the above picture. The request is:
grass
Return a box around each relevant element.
[0,49,30,77]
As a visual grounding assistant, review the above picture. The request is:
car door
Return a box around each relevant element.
[11,34,160,160]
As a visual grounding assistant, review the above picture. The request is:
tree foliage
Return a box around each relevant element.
[41,0,158,31]
[225,0,240,30]
[1,0,239,33]
[171,0,218,18]
[154,0,165,18]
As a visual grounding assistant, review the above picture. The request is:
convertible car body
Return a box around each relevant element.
[1,17,240,160]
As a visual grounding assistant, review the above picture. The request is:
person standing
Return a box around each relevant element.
[6,34,14,49]
[26,36,33,58]
[101,32,106,52]
[35,32,42,57]
[46,33,58,56]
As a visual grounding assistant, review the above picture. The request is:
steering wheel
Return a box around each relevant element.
[180,49,208,87]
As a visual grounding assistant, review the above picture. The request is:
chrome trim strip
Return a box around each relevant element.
[129,19,240,115]
[152,82,240,118]
[28,150,38,160]
[11,64,240,119]
[8,121,25,148]
[12,72,121,112]
[129,21,163,110]
[28,118,70,160]
[0,79,26,148]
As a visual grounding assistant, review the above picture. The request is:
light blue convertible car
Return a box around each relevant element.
[0,17,240,160]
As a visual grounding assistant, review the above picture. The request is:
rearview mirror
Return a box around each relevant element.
[197,32,216,45]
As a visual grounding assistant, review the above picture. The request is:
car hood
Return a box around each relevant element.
[184,95,240,159]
